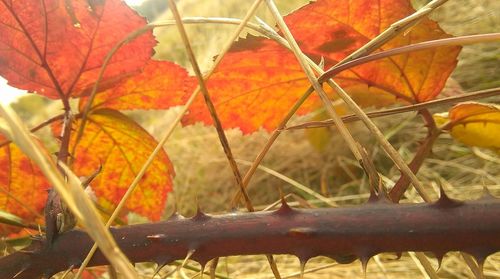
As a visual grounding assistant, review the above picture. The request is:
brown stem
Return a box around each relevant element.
[388,109,440,202]
[1,194,498,278]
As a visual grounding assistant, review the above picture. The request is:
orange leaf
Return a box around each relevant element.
[183,0,460,133]
[0,0,155,99]
[79,60,194,111]
[434,102,500,149]
[0,137,48,235]
[286,0,460,103]
[53,109,174,220]
[182,37,321,133]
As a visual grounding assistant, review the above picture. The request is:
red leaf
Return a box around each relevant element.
[79,60,194,111]
[0,137,48,236]
[0,0,155,99]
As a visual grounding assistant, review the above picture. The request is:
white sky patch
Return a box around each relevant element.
[125,0,146,6]
[0,77,28,105]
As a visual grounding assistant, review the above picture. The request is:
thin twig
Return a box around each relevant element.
[285,87,500,130]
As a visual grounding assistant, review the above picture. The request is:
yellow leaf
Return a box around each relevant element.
[435,102,500,149]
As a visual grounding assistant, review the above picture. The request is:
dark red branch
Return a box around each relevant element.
[389,109,440,202]
[1,193,499,278]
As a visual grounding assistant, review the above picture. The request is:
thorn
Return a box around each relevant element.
[199,263,205,279]
[274,196,294,215]
[480,185,495,200]
[394,252,402,260]
[192,205,210,221]
[168,212,182,221]
[476,259,485,279]
[299,259,306,279]
[273,187,294,215]
[435,184,463,208]
[181,249,196,269]
[434,253,444,271]
[153,262,167,277]
[368,186,378,203]
[59,264,75,279]
[360,256,371,278]
[375,186,391,204]
[209,258,219,279]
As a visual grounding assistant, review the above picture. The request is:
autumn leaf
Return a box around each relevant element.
[0,0,155,99]
[79,60,194,111]
[182,0,460,133]
[53,109,174,221]
[183,37,321,133]
[0,137,48,235]
[286,0,461,103]
[434,102,500,149]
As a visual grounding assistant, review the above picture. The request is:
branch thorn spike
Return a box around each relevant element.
[435,184,463,208]
[360,256,371,278]
[152,261,167,277]
[394,252,402,260]
[476,258,485,279]
[193,205,210,221]
[368,186,378,203]
[152,256,172,276]
[209,258,219,279]
[199,263,205,279]
[181,249,196,269]
[168,212,182,221]
[375,189,391,204]
[274,196,294,215]
[299,259,306,279]
[480,185,495,200]
[434,253,445,271]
